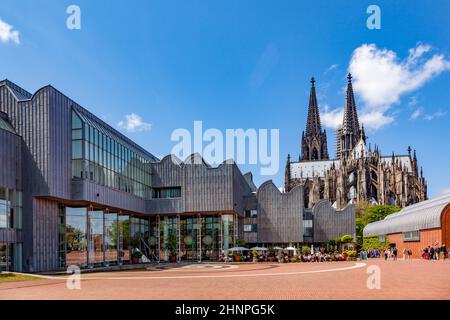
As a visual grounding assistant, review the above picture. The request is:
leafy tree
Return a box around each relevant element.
[235,238,247,247]
[355,204,400,247]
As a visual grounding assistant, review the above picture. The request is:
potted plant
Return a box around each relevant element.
[132,250,143,264]
[344,250,357,261]
[252,249,259,263]
[234,252,242,262]
[277,253,284,263]
[165,232,178,263]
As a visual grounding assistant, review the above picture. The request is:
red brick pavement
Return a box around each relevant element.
[0,259,449,300]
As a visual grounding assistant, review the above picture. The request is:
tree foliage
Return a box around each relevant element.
[356,204,400,247]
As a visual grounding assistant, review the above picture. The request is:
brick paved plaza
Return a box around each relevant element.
[1,259,449,300]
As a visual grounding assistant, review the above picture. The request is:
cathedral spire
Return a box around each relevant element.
[305,77,321,136]
[337,73,361,160]
[343,73,360,136]
[301,77,329,161]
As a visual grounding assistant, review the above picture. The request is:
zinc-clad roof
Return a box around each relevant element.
[363,193,450,236]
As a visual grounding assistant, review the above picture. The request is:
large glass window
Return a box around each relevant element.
[152,187,182,199]
[118,215,130,263]
[71,109,153,199]
[66,207,88,268]
[180,217,199,261]
[0,188,22,229]
[201,216,221,260]
[88,210,104,266]
[303,220,313,237]
[104,212,118,265]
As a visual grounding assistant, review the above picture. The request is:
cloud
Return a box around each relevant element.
[324,64,339,75]
[423,110,446,121]
[320,104,343,130]
[249,43,279,88]
[410,107,423,120]
[118,113,152,132]
[441,188,450,195]
[347,43,450,128]
[359,111,394,129]
[0,18,20,45]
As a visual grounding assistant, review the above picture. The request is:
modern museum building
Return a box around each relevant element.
[0,79,355,273]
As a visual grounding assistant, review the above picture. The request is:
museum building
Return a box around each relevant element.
[0,79,355,273]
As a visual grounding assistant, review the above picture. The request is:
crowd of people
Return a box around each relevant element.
[421,242,448,260]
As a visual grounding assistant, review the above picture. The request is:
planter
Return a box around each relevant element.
[170,256,177,263]
[234,256,241,262]
[132,257,139,264]
[252,258,258,263]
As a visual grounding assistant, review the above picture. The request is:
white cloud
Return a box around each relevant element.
[324,64,339,75]
[410,108,423,120]
[359,111,394,129]
[320,104,343,130]
[423,110,446,121]
[118,113,152,132]
[0,18,20,45]
[441,188,450,195]
[349,43,450,111]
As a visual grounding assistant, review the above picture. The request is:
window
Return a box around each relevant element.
[303,219,313,237]
[403,230,420,242]
[0,188,22,229]
[153,187,182,199]
[244,224,257,232]
[245,210,257,218]
[71,109,154,199]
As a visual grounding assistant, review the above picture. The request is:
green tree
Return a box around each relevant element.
[356,204,400,247]
[235,238,247,247]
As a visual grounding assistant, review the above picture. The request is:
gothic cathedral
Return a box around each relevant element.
[285,74,427,209]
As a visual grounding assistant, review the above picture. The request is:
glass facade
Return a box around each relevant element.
[62,206,158,268]
[71,110,153,199]
[0,243,20,272]
[0,187,22,229]
[60,207,238,267]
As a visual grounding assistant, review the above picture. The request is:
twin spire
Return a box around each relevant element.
[301,74,362,161]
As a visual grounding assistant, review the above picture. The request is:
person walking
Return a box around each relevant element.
[403,248,407,260]
[393,247,398,261]
[440,244,446,260]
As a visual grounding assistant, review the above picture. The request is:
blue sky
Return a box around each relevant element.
[1,0,449,197]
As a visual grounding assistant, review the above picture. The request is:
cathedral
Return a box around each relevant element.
[285,74,427,209]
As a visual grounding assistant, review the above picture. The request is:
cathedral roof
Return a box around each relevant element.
[290,159,338,179]
[363,193,450,236]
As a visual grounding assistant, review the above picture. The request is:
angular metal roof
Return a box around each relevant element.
[363,193,450,236]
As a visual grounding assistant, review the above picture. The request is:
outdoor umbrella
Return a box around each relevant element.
[272,246,283,250]
[228,247,249,251]
[285,246,298,256]
[250,247,268,251]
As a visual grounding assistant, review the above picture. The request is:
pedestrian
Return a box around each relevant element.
[403,248,407,260]
[393,247,398,261]
[440,244,446,260]
[429,246,435,260]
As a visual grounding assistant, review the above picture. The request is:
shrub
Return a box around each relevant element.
[301,246,311,255]
[343,250,357,257]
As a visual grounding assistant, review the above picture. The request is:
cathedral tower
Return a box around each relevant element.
[301,78,329,161]
[337,73,360,160]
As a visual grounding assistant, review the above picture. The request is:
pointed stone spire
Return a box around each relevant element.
[301,77,329,160]
[337,73,361,160]
[360,123,366,142]
[342,73,360,135]
[284,154,291,192]
[305,77,321,136]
